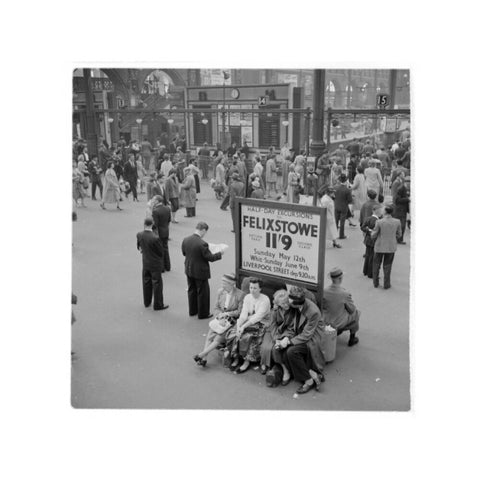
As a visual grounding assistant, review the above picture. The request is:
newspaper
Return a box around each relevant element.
[208,243,229,255]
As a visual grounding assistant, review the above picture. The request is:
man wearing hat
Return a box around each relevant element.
[323,267,360,346]
[271,286,326,394]
[228,172,245,233]
[334,174,354,239]
[370,204,402,289]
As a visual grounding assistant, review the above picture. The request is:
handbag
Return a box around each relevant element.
[209,317,233,335]
[266,364,283,388]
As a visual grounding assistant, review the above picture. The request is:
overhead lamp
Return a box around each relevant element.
[282,120,289,127]
[108,117,114,123]
[201,118,208,125]
[167,118,174,124]
[136,118,143,124]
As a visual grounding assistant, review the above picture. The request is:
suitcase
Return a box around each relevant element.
[321,326,337,363]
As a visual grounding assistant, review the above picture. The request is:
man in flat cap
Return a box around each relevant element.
[271,286,326,394]
[322,267,360,347]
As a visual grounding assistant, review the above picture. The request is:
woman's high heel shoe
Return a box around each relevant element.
[333,242,342,248]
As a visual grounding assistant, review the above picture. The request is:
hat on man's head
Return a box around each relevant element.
[327,186,336,194]
[329,267,343,279]
[288,286,305,305]
[222,273,236,284]
[252,180,260,188]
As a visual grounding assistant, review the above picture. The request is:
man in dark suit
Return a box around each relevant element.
[124,153,138,201]
[181,222,223,319]
[334,174,353,240]
[151,196,171,272]
[371,204,402,289]
[361,204,382,278]
[136,217,169,311]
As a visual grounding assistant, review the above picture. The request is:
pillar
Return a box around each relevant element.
[310,69,326,157]
[83,68,98,156]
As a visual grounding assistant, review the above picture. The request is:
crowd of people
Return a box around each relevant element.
[72,131,411,394]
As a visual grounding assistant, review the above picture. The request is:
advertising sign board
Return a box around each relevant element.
[235,198,327,301]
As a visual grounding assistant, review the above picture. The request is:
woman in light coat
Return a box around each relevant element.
[351,166,367,212]
[286,164,300,203]
[180,166,197,217]
[364,159,384,195]
[100,162,122,210]
[319,187,341,248]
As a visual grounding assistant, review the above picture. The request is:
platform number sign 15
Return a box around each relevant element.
[376,94,390,109]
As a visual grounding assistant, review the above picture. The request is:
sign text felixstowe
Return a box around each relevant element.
[238,201,325,286]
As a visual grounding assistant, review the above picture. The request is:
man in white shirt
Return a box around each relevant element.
[227,278,271,373]
[160,154,173,178]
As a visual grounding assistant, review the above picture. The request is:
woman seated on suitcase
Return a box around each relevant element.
[193,273,245,367]
[259,289,291,376]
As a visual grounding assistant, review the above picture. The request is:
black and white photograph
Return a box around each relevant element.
[4,2,480,477]
[71,68,411,410]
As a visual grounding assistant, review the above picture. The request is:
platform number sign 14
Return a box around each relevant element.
[376,94,390,109]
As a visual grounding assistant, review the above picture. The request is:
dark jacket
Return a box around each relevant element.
[123,160,138,183]
[282,299,326,373]
[228,180,245,208]
[394,185,410,217]
[361,215,379,247]
[359,198,380,226]
[334,184,353,213]
[136,230,164,271]
[151,205,171,239]
[181,233,222,280]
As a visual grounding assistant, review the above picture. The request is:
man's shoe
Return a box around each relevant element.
[199,313,214,320]
[384,285,391,290]
[154,305,169,311]
[373,282,379,288]
[339,236,347,239]
[296,381,315,394]
[397,241,406,245]
[348,336,359,347]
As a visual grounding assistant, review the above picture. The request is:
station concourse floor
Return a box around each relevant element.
[71,179,411,411]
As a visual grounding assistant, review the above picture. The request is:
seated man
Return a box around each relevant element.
[272,286,326,394]
[225,278,271,374]
[259,289,290,375]
[322,267,360,346]
[193,273,245,367]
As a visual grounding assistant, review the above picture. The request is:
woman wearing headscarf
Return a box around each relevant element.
[100,162,122,210]
[180,166,197,217]
[193,273,246,367]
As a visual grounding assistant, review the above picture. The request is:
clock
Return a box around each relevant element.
[231,88,240,99]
